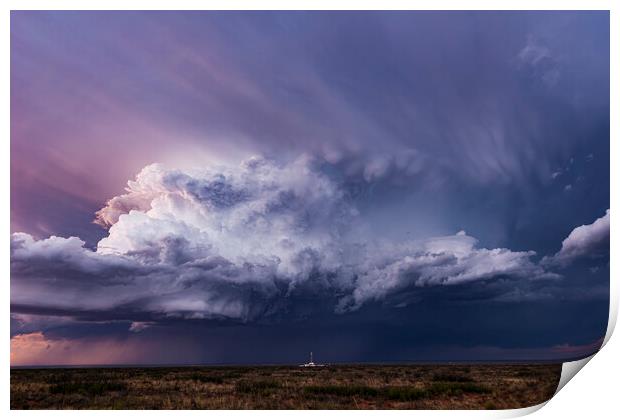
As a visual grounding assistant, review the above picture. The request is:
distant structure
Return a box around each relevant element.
[299,351,325,367]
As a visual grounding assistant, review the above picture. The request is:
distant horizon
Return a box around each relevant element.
[9,358,587,369]
[10,339,603,368]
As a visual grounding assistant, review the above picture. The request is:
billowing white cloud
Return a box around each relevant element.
[336,233,559,312]
[543,209,610,268]
[96,156,356,278]
[11,156,561,322]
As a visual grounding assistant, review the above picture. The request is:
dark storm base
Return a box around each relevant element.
[11,363,561,409]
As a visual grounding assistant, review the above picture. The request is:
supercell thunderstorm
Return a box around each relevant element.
[10,155,608,323]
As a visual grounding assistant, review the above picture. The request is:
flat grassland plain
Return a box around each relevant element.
[11,364,561,410]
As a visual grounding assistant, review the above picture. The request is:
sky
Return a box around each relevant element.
[10,11,610,366]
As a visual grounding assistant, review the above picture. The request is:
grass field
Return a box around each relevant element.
[10,363,562,409]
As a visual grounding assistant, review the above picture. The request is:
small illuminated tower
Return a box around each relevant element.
[299,350,325,367]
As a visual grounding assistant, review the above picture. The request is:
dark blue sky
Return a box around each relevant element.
[11,11,609,365]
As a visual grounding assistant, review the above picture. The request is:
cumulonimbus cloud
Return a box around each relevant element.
[11,156,565,323]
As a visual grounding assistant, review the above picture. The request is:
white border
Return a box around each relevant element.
[3,1,617,419]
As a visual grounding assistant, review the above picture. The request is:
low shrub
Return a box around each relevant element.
[384,386,428,401]
[427,382,490,396]
[235,380,280,394]
[431,373,474,383]
[304,382,489,401]
[49,381,126,396]
[304,385,379,398]
[189,374,225,384]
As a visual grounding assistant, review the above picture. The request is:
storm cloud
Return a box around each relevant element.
[543,209,610,268]
[10,11,609,363]
[12,156,566,323]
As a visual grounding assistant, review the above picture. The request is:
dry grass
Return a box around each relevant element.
[10,364,561,409]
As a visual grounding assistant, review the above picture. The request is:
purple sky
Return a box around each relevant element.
[11,11,609,365]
